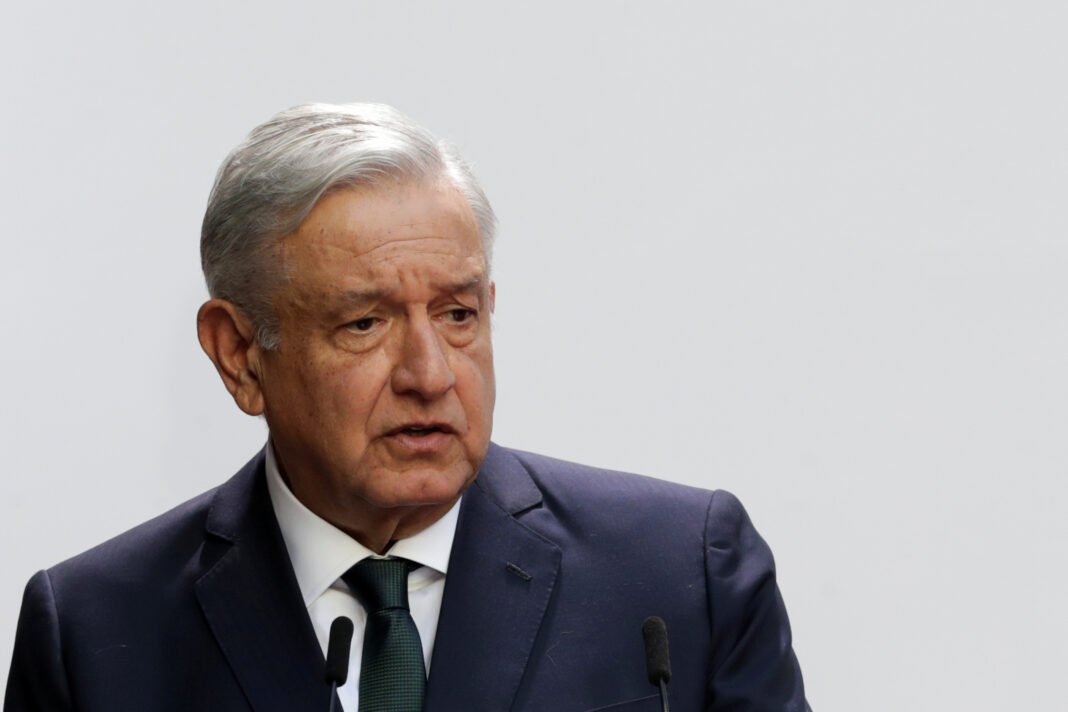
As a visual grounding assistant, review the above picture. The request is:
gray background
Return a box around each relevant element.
[2,2,1065,708]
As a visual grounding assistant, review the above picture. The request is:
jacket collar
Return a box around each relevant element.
[425,443,562,711]
[197,449,330,712]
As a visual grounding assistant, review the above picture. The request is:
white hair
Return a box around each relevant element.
[200,102,497,349]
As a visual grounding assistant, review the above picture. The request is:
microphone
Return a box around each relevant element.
[642,616,672,712]
[324,616,355,712]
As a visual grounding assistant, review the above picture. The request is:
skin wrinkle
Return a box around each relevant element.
[332,275,483,315]
[288,273,485,331]
[279,243,480,312]
[296,235,463,261]
[274,185,481,323]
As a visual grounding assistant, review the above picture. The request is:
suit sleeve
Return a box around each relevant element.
[4,570,74,712]
[703,490,810,711]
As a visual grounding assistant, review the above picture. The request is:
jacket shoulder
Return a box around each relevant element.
[45,449,265,590]
[495,445,725,543]
[503,446,718,509]
[494,447,808,709]
[46,485,220,589]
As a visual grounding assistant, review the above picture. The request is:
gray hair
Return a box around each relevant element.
[200,102,497,350]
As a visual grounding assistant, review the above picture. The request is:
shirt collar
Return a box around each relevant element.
[264,441,461,607]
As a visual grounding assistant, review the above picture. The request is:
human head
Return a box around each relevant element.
[196,105,498,550]
[200,102,497,349]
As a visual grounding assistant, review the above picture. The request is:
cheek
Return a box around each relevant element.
[457,347,496,427]
[326,353,394,430]
[480,356,496,412]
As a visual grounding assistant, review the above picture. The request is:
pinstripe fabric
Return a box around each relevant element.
[343,559,426,712]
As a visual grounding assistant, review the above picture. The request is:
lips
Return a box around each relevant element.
[383,421,457,455]
[386,422,456,437]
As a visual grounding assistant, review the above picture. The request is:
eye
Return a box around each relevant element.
[447,308,476,323]
[347,317,378,332]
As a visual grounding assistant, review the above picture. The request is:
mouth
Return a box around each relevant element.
[387,422,456,438]
[383,422,456,455]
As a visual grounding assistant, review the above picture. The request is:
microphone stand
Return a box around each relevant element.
[657,677,670,712]
[328,682,340,712]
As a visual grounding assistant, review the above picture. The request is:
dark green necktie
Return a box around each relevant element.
[342,558,426,712]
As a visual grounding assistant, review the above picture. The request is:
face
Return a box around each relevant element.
[254,179,495,531]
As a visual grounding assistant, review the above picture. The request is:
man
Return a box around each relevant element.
[5,103,809,711]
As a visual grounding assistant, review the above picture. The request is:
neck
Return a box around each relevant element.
[270,448,458,553]
[330,498,459,554]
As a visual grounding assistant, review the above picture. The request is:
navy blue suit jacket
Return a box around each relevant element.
[5,444,808,711]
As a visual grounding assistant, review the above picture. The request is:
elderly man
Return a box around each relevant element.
[5,104,809,711]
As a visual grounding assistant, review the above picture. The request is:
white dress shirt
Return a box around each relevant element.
[264,444,460,712]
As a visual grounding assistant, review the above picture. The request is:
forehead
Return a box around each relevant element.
[279,179,486,297]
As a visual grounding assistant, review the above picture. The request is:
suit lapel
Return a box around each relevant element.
[425,444,562,712]
[194,451,329,712]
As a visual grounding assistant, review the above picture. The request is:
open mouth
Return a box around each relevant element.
[389,423,454,438]
[400,426,442,437]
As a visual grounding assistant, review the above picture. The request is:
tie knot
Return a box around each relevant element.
[342,558,415,614]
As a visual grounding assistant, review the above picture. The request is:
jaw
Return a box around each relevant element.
[328,462,477,554]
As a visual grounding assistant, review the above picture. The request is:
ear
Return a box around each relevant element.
[197,299,266,416]
[489,281,496,312]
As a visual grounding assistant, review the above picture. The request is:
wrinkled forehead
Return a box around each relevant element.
[288,178,479,248]
[276,179,488,299]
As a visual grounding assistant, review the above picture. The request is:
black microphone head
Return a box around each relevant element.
[324,616,355,685]
[642,616,672,685]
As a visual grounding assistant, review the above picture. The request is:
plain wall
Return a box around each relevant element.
[2,2,1066,708]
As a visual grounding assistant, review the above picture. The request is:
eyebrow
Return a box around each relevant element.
[337,287,387,307]
[443,275,484,295]
[336,275,485,307]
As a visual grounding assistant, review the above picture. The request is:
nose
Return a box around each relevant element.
[390,314,456,400]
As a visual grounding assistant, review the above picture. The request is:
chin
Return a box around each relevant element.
[361,463,476,509]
